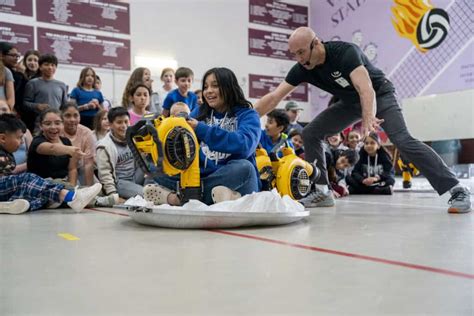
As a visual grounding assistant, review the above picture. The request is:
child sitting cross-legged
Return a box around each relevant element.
[346,132,395,195]
[96,107,145,203]
[0,114,101,214]
[326,148,359,198]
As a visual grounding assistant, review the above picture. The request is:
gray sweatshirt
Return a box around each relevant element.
[23,78,68,112]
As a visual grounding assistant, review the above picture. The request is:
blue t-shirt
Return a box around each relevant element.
[259,132,293,158]
[70,87,104,117]
[162,89,198,112]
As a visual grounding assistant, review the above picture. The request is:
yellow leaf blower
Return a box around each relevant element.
[256,138,320,200]
[126,113,201,204]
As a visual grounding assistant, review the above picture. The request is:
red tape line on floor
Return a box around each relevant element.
[88,208,474,280]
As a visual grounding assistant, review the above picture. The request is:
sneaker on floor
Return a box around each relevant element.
[67,183,102,213]
[448,187,472,214]
[211,186,241,204]
[299,188,335,208]
[94,194,119,207]
[46,201,62,209]
[143,184,173,205]
[0,199,30,214]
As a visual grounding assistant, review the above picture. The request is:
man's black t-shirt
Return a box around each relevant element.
[27,135,72,179]
[285,41,391,103]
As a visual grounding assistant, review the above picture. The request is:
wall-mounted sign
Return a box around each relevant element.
[0,22,34,54]
[248,28,292,60]
[249,74,308,102]
[0,0,32,16]
[249,0,308,30]
[36,0,130,34]
[37,27,131,70]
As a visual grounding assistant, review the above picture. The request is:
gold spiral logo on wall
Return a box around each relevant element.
[391,0,450,53]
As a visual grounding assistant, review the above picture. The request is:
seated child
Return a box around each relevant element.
[289,129,304,159]
[325,132,348,151]
[346,132,395,195]
[27,109,82,186]
[326,148,359,198]
[0,114,101,214]
[346,129,362,151]
[260,109,293,157]
[145,67,261,206]
[170,101,191,117]
[96,107,145,201]
[0,100,32,174]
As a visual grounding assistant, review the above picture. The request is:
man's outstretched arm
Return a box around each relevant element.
[254,81,296,117]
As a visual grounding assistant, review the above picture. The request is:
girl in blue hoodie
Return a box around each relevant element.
[146,67,261,205]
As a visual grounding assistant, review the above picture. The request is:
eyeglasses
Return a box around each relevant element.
[5,53,21,59]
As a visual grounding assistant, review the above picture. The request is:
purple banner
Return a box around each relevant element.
[310,0,472,102]
[249,0,308,30]
[0,22,34,54]
[36,0,130,34]
[0,0,32,16]
[37,27,131,70]
[248,28,291,60]
[249,74,308,102]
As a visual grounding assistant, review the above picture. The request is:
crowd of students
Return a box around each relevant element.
[0,41,406,214]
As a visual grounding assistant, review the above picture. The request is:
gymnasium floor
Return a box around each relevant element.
[1,181,473,315]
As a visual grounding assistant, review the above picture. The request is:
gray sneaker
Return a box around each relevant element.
[95,194,119,207]
[299,188,335,208]
[448,187,472,214]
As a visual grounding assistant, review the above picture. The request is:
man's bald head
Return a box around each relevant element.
[289,27,316,51]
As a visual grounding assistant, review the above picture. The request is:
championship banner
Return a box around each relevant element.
[249,74,308,102]
[0,22,34,54]
[36,0,130,34]
[248,28,292,60]
[0,0,32,16]
[37,27,131,70]
[249,0,308,30]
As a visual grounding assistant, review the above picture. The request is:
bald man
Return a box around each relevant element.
[254,27,471,213]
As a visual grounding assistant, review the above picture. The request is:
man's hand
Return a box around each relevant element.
[361,115,384,137]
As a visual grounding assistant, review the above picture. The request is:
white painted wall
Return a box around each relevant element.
[402,89,474,141]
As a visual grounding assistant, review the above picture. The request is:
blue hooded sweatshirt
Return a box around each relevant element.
[191,106,261,182]
[259,131,294,158]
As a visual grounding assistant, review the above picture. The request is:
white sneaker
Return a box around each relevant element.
[0,199,30,214]
[67,183,102,212]
[211,186,241,204]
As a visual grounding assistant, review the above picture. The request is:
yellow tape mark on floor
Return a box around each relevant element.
[58,233,80,241]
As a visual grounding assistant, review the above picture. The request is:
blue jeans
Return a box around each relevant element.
[154,159,259,205]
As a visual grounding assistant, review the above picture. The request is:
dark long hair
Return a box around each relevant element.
[196,67,252,121]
